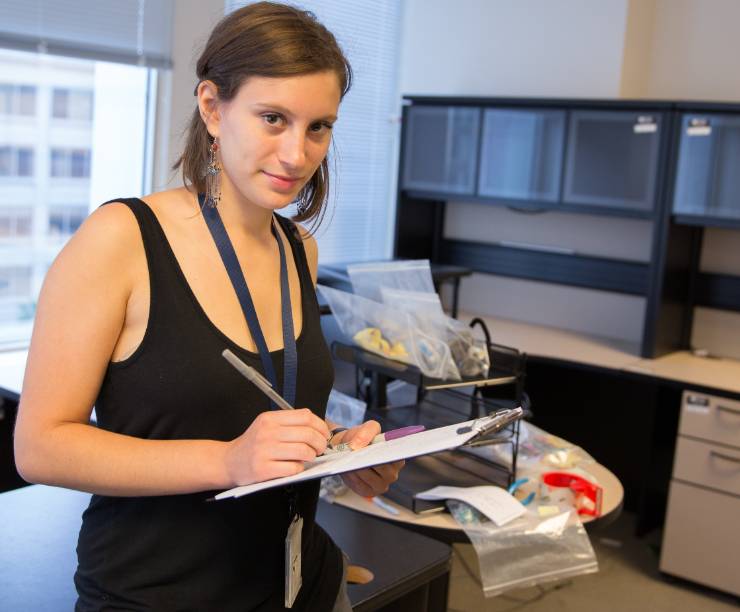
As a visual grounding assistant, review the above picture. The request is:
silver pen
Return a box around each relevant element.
[222,349,293,410]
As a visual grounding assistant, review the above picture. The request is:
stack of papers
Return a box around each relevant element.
[416,485,526,526]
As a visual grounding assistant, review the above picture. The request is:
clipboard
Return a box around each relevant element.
[214,407,523,501]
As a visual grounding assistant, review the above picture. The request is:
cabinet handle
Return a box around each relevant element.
[717,405,740,417]
[710,450,740,465]
[499,241,576,255]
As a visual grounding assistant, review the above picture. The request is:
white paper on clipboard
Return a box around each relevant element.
[214,410,521,500]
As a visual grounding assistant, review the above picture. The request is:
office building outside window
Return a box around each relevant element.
[51,88,94,120]
[48,204,88,238]
[50,148,91,178]
[0,146,35,177]
[0,0,172,347]
[0,48,154,346]
[0,83,36,116]
[0,207,33,240]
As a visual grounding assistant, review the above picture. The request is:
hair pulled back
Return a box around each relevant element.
[173,1,352,226]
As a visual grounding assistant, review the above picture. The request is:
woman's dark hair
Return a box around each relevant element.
[173,1,352,228]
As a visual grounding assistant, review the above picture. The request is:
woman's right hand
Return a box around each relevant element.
[224,408,330,486]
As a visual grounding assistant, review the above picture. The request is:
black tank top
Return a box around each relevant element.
[74,198,342,611]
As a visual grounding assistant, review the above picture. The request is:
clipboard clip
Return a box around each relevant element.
[458,407,524,446]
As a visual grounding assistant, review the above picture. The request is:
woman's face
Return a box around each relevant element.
[212,71,341,212]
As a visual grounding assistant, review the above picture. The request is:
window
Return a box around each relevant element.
[17,148,34,176]
[0,207,33,239]
[48,204,88,237]
[52,88,94,120]
[0,146,34,177]
[50,148,91,178]
[0,83,36,115]
[0,48,156,346]
[0,0,173,346]
[0,266,32,300]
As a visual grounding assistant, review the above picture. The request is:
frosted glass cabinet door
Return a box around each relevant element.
[563,110,662,211]
[478,108,565,202]
[402,106,480,195]
[673,114,740,222]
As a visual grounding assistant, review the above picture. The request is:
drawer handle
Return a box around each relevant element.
[717,405,740,417]
[710,450,740,465]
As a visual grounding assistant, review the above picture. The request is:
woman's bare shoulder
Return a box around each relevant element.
[71,200,142,254]
[140,187,196,220]
[50,188,189,286]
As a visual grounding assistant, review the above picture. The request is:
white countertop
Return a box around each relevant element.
[0,349,27,400]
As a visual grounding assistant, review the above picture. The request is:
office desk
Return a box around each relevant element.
[459,312,740,543]
[461,313,740,397]
[0,485,451,612]
[626,351,740,397]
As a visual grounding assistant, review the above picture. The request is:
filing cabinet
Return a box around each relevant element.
[660,391,740,596]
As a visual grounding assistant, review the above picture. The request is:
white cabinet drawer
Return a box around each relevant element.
[673,436,740,496]
[660,480,740,596]
[680,391,740,448]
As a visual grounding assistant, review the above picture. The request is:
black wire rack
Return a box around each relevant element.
[332,336,529,515]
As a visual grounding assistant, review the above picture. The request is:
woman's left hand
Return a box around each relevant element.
[336,421,405,497]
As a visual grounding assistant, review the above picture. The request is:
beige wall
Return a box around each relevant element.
[619,0,657,97]
[400,0,740,102]
[400,0,631,98]
[646,0,740,101]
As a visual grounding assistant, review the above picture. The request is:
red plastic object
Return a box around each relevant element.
[541,471,603,517]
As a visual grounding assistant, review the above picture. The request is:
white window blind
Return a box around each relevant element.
[226,1,402,264]
[0,0,174,68]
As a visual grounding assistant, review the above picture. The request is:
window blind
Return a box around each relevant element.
[226,0,402,264]
[0,0,174,68]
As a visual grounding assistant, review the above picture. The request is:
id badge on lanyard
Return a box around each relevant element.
[285,513,303,607]
[200,195,302,605]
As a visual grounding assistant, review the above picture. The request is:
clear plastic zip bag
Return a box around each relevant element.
[326,388,367,428]
[381,288,490,379]
[448,499,598,597]
[318,284,452,380]
[347,260,436,303]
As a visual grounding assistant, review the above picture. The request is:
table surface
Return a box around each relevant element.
[0,484,451,611]
[457,312,740,397]
[334,458,623,537]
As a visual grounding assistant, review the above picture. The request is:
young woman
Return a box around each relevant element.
[14,3,403,610]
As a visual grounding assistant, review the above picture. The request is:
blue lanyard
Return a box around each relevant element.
[199,194,298,407]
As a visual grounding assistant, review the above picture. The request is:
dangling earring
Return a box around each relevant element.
[205,137,221,208]
[295,194,308,216]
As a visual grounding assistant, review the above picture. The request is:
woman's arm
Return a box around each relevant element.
[14,204,329,496]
